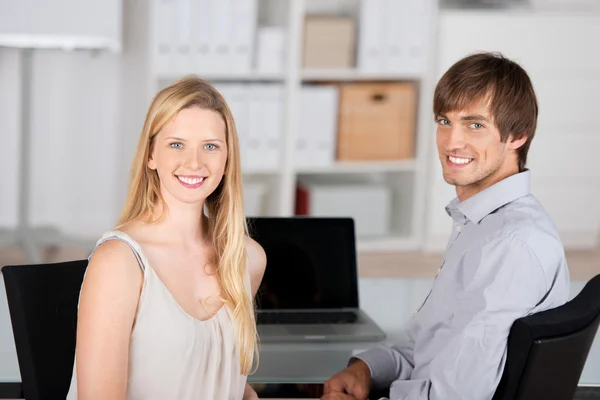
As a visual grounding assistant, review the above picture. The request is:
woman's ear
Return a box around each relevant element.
[148,156,157,170]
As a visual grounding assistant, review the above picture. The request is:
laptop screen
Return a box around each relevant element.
[247,217,360,310]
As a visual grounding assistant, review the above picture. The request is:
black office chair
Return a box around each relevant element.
[368,274,600,400]
[492,273,600,400]
[2,259,88,400]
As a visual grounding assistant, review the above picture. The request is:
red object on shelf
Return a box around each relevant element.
[295,184,310,216]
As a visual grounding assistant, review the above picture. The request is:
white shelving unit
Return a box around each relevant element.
[301,68,423,82]
[137,0,440,253]
[296,159,417,175]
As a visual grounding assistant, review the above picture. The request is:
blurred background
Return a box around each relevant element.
[0,0,599,261]
[1,0,599,264]
[0,0,599,387]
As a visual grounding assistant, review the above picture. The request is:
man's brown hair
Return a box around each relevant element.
[433,52,538,172]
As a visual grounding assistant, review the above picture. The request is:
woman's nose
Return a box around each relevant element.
[186,148,203,170]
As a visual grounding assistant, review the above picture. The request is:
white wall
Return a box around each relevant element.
[0,49,21,230]
[423,10,600,251]
[0,49,123,239]
[115,0,151,211]
[0,0,154,243]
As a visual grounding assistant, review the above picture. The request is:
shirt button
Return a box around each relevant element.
[456,225,462,232]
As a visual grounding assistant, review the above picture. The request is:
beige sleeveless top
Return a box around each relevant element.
[66,230,250,400]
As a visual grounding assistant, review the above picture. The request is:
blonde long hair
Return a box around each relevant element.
[116,76,258,375]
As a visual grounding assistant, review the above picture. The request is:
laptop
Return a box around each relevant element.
[247,216,387,342]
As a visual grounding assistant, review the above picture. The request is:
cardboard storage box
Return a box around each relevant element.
[337,82,417,161]
[303,15,356,69]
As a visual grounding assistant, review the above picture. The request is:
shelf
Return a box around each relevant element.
[0,34,121,52]
[357,236,420,252]
[302,68,422,82]
[242,168,280,175]
[157,71,285,82]
[296,160,417,174]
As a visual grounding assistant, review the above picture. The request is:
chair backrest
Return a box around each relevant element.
[493,274,600,400]
[367,274,600,400]
[2,259,88,400]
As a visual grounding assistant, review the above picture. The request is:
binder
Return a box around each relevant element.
[247,84,284,171]
[256,27,286,73]
[357,0,385,72]
[382,0,407,74]
[191,0,212,73]
[174,0,192,74]
[403,0,432,75]
[154,0,177,74]
[230,0,257,73]
[210,0,232,73]
[297,85,338,168]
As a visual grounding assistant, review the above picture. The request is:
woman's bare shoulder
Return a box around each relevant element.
[86,224,147,281]
[88,239,139,271]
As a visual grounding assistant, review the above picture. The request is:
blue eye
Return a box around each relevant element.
[437,119,450,126]
[205,143,218,151]
[170,142,183,149]
[470,123,484,129]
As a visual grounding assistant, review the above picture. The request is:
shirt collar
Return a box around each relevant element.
[445,170,531,224]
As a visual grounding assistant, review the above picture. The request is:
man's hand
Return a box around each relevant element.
[322,359,372,400]
[321,393,358,400]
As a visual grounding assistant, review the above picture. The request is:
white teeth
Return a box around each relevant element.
[178,176,205,185]
[449,156,473,165]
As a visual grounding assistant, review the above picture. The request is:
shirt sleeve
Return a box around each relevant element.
[397,235,548,400]
[350,329,416,390]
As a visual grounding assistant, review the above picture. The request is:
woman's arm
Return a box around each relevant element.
[244,236,267,297]
[74,240,144,400]
[243,237,266,399]
[243,382,260,400]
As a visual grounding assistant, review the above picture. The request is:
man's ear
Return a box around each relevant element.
[508,134,528,150]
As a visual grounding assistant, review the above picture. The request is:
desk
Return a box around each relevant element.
[247,337,398,398]
[0,337,396,399]
[249,338,395,384]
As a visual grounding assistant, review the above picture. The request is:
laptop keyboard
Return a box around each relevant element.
[574,387,600,399]
[257,311,358,325]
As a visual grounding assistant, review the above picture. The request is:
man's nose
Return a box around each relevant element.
[445,126,467,151]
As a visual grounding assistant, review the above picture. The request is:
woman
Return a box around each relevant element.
[66,76,266,399]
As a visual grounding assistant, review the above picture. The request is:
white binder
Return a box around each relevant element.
[357,0,385,73]
[230,0,258,74]
[174,0,193,74]
[190,0,213,74]
[297,85,339,168]
[154,0,177,75]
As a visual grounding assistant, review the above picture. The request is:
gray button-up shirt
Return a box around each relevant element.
[355,171,571,400]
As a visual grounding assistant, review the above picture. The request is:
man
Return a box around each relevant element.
[321,52,571,400]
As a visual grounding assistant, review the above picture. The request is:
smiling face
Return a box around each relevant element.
[435,99,527,201]
[147,106,228,206]
[432,53,540,202]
